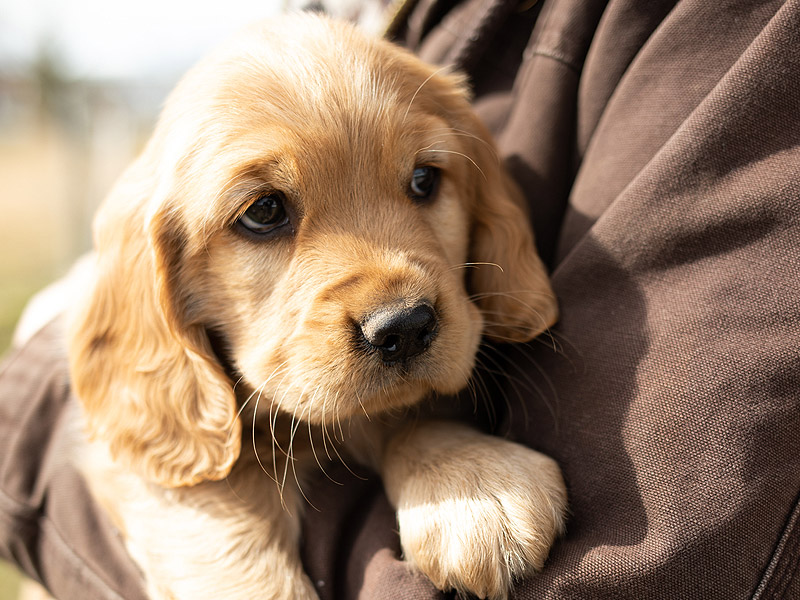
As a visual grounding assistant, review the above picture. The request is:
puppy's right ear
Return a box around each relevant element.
[419,67,558,343]
[458,111,559,344]
[69,158,241,488]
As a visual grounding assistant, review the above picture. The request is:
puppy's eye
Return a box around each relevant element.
[408,166,440,202]
[238,193,289,234]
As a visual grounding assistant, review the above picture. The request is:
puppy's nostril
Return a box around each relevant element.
[360,302,438,363]
[381,334,401,354]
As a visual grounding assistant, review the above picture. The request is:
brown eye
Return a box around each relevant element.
[238,193,288,234]
[408,166,440,202]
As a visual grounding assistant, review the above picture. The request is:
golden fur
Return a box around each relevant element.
[65,14,566,600]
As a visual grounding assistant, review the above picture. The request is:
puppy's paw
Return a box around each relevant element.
[383,422,567,600]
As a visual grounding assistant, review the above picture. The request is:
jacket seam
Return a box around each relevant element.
[752,488,800,599]
[522,46,581,74]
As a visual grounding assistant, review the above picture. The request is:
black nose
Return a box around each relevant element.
[360,302,439,363]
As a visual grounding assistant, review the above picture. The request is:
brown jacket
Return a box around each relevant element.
[2,1,799,598]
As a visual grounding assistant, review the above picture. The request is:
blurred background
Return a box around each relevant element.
[0,0,390,597]
[0,0,297,357]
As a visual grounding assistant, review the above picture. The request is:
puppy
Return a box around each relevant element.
[65,14,567,600]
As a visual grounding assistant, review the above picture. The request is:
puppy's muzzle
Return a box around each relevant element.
[360,301,439,364]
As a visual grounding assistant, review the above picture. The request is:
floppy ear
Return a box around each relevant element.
[68,160,241,487]
[463,116,559,343]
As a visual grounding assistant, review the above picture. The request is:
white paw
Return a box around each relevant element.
[384,423,567,600]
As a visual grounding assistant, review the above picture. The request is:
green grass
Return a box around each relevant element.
[0,561,21,600]
[0,274,54,355]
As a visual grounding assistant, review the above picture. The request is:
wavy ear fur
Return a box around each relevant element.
[68,159,241,488]
[412,65,557,342]
[462,114,559,343]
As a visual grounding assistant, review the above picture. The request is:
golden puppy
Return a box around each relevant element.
[66,14,567,600]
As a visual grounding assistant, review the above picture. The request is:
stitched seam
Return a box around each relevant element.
[518,0,583,76]
[771,534,798,599]
[774,520,800,599]
[0,485,38,520]
[752,488,800,599]
[0,490,131,600]
[0,482,131,600]
[522,47,581,74]
[39,517,130,600]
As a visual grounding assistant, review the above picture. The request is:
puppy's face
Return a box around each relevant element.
[187,56,484,420]
[72,16,557,486]
[198,113,482,420]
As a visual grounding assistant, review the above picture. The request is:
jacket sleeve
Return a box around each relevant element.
[0,318,148,600]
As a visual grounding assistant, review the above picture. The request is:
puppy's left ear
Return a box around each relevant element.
[69,162,241,488]
[462,116,558,343]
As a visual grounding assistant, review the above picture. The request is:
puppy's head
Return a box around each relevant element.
[69,15,557,487]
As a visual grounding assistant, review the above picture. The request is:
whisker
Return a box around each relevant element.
[269,369,295,457]
[321,390,334,461]
[267,371,295,495]
[449,261,505,273]
[355,389,371,421]
[308,389,343,486]
[229,380,265,443]
[425,126,495,151]
[292,405,320,511]
[280,401,304,509]
[406,126,498,164]
[465,358,490,416]
[478,313,562,352]
[424,148,486,181]
[403,66,451,125]
[325,428,368,482]
[334,391,345,443]
[251,385,279,485]
[544,329,582,365]
[475,346,527,426]
[471,290,557,340]
[468,289,554,302]
[477,342,559,431]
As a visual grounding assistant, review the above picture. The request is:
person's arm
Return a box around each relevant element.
[303,1,800,598]
[0,317,147,600]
